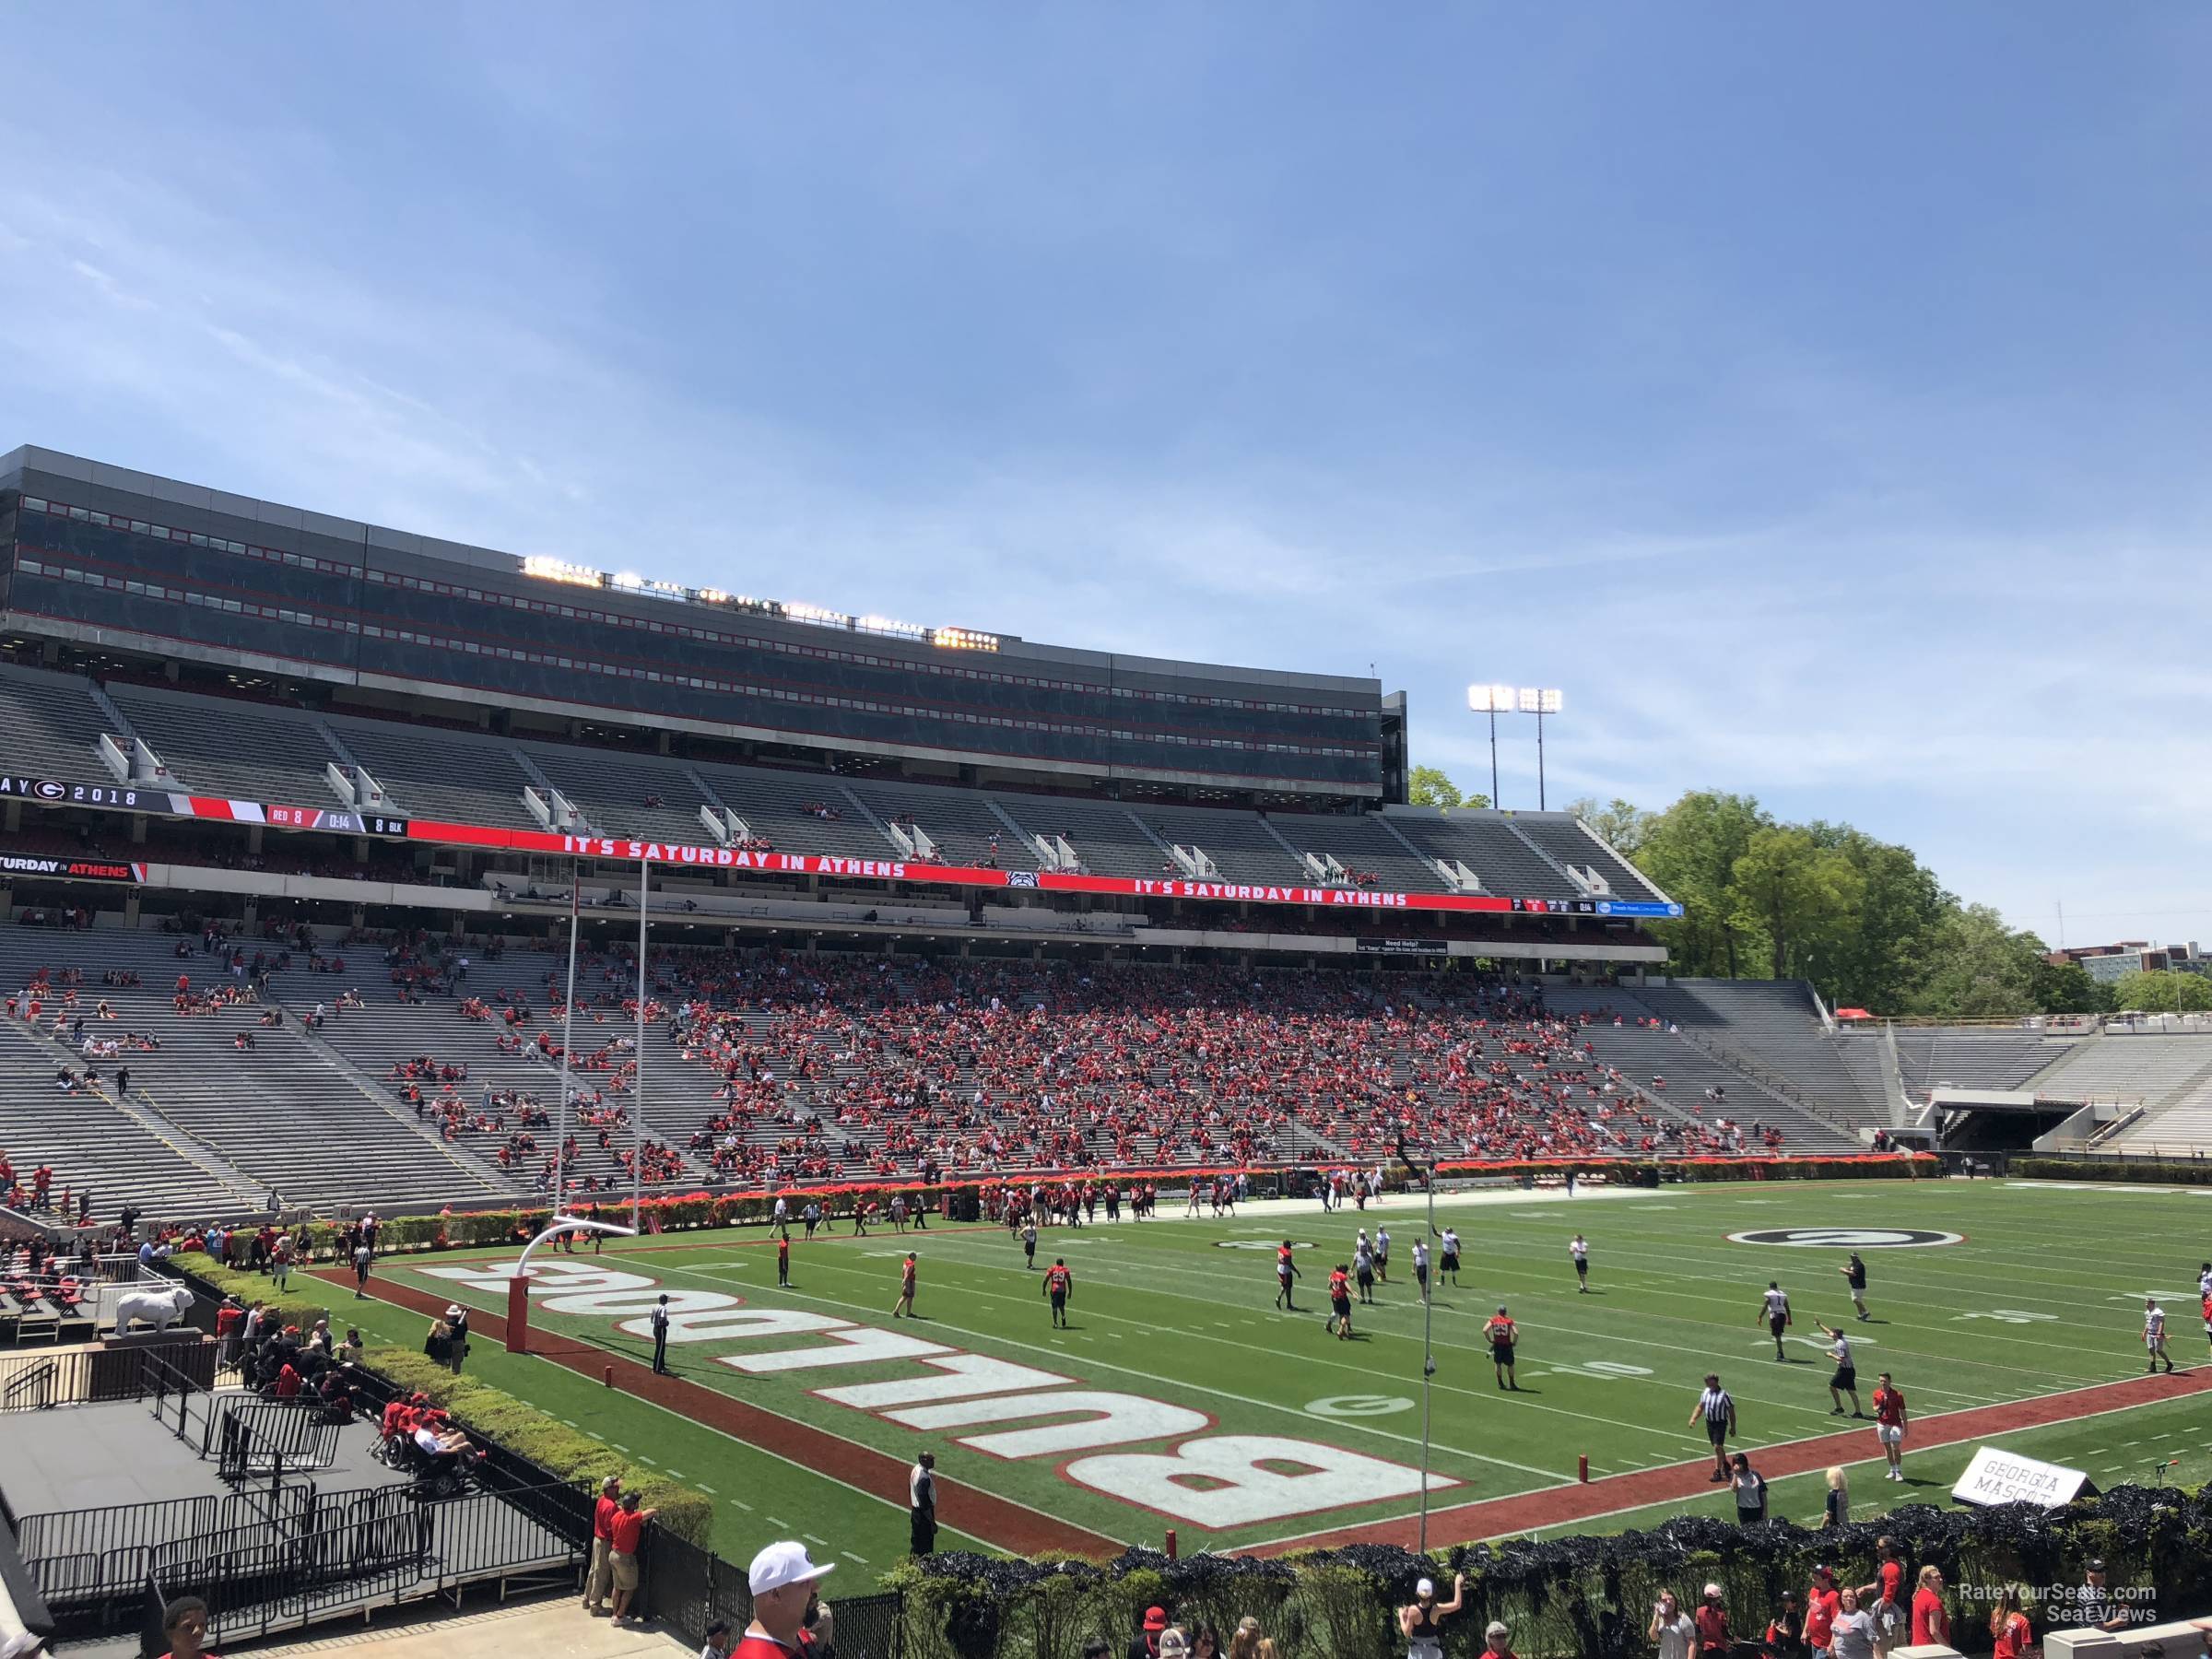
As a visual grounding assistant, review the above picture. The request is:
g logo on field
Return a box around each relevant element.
[1728,1228,1960,1249]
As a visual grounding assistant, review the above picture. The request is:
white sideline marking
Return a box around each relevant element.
[844,1552,870,1565]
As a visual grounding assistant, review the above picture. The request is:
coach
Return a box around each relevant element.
[1688,1373,1736,1483]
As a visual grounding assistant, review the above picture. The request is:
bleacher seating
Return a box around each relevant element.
[1510,817,1668,902]
[687,763,904,863]
[0,930,516,1215]
[1135,810,1311,887]
[985,797,1168,879]
[0,664,110,781]
[1267,812,1452,893]
[322,713,544,830]
[1631,981,1891,1129]
[0,1015,219,1220]
[1544,986,1863,1152]
[2026,1035,2212,1114]
[513,740,719,846]
[1889,1028,2078,1096]
[1385,810,1577,899]
[108,686,347,807]
[844,781,1026,871]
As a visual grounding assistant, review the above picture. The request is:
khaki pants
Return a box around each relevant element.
[585,1536,613,1607]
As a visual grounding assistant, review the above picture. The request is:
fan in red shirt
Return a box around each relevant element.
[1989,1588,2031,1659]
[1693,1584,1730,1657]
[2200,1289,2212,1359]
[1910,1566,1948,1648]
[584,1475,622,1615]
[606,1490,659,1624]
[1802,1567,1841,1653]
[892,1253,917,1320]
[1871,1372,1909,1483]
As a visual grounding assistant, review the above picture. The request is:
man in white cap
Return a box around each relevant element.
[737,1540,833,1657]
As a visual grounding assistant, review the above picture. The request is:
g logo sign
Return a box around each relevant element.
[1727,1228,1961,1249]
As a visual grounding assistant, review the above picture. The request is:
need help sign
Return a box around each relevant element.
[1951,1445,2095,1509]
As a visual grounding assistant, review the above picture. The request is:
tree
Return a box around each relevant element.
[1801,826,1949,1014]
[2031,958,2114,1016]
[2110,970,2212,1013]
[1408,766,1488,810]
[1727,827,1865,981]
[1569,796,1653,858]
[1906,905,2046,1018]
[1632,792,1771,978]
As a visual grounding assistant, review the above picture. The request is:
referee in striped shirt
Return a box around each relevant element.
[1688,1373,1736,1482]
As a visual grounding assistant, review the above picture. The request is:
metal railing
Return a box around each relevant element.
[143,1477,587,1651]
[641,1526,902,1659]
[216,1401,343,1480]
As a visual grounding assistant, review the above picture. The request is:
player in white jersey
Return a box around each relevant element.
[2145,1299,2174,1373]
[2198,1262,2212,1300]
[1437,1227,1462,1287]
[1570,1233,1590,1292]
[1374,1227,1392,1283]
[1816,1320,1865,1416]
[1412,1237,1431,1301]
[1757,1282,1792,1359]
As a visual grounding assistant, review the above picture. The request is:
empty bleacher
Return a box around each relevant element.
[1634,980,1891,1129]
[108,686,347,806]
[0,664,112,781]
[1512,817,1667,902]
[686,763,903,863]
[1268,812,1451,893]
[1386,810,1575,899]
[0,1016,229,1220]
[843,779,1029,870]
[986,797,1168,879]
[0,931,516,1215]
[1890,1028,2078,1096]
[1135,809,1310,886]
[323,713,545,830]
[2023,1034,2212,1113]
[514,740,719,846]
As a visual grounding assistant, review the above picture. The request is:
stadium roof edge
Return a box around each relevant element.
[2,441,1386,699]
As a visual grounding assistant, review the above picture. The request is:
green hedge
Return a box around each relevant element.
[2011,1157,2212,1186]
[357,1347,714,1545]
[179,1253,336,1332]
[888,1479,2212,1658]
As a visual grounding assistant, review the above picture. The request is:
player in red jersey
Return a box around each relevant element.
[1042,1259,1073,1328]
[1871,1372,1909,1482]
[1483,1306,1520,1390]
[1325,1264,1354,1339]
[892,1253,918,1319]
[2199,1288,2212,1359]
[1275,1241,1302,1312]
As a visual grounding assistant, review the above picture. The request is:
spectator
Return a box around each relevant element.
[1828,1587,1875,1659]
[1130,1606,1169,1659]
[1818,1467,1848,1529]
[1227,1618,1277,1659]
[584,1475,621,1615]
[1693,1585,1729,1659]
[1909,1567,1947,1649]
[446,1304,470,1374]
[1649,1590,1694,1659]
[2079,1558,2131,1633]
[1479,1622,1518,1659]
[1760,1591,1806,1659]
[338,1327,366,1367]
[156,1595,214,1659]
[1403,1575,1465,1659]
[1988,1586,2031,1659]
[1730,1452,1767,1525]
[352,1239,373,1300]
[1802,1567,1841,1657]
[909,1451,937,1556]
[423,1317,453,1370]
[700,1622,731,1659]
[607,1489,659,1624]
[738,1541,833,1658]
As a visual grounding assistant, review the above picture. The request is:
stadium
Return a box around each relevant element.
[4,441,2211,1659]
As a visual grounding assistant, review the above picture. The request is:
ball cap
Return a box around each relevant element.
[1703,1583,1723,1599]
[1417,1577,1436,1598]
[1812,1564,1836,1580]
[1144,1606,1170,1632]
[748,1539,834,1597]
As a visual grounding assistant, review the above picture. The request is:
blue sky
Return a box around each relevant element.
[3,6,2207,947]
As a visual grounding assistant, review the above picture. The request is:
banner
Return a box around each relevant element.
[1354,938,1447,956]
[2,770,1678,920]
[0,851,146,883]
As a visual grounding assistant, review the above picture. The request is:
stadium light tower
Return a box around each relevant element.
[1465,686,1564,808]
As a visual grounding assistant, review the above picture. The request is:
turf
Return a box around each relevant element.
[350,1178,2212,1563]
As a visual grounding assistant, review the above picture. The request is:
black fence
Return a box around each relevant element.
[215,1400,343,1479]
[642,1527,900,1659]
[2,1342,214,1413]
[141,1477,587,1653]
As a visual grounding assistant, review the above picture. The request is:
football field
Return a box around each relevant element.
[332,1177,2212,1570]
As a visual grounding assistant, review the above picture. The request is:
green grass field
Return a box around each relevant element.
[342,1177,2212,1571]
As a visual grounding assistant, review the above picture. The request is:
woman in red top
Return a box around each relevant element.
[1910,1566,1948,1648]
[1989,1587,2031,1659]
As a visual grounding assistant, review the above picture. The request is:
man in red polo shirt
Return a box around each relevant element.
[607,1489,659,1624]
[738,1541,834,1658]
[582,1475,621,1615]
